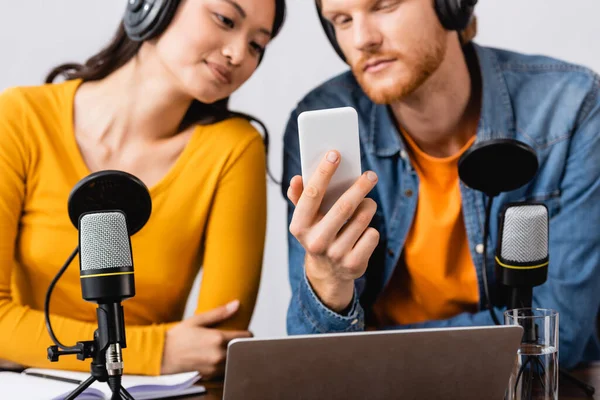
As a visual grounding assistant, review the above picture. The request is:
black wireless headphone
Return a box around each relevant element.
[123,0,180,42]
[316,0,478,62]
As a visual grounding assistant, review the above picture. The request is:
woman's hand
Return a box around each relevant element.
[161,300,252,378]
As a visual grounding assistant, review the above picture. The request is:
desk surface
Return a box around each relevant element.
[560,363,600,400]
[194,362,600,400]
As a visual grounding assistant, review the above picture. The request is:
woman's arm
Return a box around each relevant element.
[195,130,267,330]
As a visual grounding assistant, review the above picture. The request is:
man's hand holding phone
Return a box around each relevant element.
[287,151,380,313]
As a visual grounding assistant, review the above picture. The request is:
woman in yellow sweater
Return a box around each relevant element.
[0,0,285,377]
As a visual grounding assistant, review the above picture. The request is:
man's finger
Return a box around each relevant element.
[316,171,378,241]
[287,175,303,206]
[343,227,380,275]
[328,199,377,257]
[290,151,340,234]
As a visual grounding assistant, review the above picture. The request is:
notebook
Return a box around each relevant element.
[0,368,205,400]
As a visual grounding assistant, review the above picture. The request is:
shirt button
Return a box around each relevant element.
[400,150,408,160]
[387,248,394,257]
[404,189,413,197]
[475,244,485,254]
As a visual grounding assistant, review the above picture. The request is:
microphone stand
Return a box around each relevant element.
[507,291,548,398]
[481,196,595,397]
[45,247,134,400]
[47,303,134,400]
[456,138,595,397]
[481,195,501,325]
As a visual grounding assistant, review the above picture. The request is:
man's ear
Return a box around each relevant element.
[460,15,478,45]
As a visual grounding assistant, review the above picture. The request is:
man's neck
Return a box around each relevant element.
[389,39,481,158]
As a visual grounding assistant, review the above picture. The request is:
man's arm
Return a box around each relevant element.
[282,109,374,334]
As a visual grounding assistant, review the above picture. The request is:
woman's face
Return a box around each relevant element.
[154,0,276,103]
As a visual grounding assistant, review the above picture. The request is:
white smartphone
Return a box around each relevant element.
[298,106,363,215]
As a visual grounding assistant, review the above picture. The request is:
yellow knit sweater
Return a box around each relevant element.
[0,80,267,375]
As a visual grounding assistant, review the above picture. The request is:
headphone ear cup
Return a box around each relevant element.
[435,0,477,31]
[124,0,180,42]
[315,3,347,63]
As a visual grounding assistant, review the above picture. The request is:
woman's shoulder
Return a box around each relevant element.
[0,79,80,117]
[181,116,266,177]
[194,116,262,146]
[189,116,265,162]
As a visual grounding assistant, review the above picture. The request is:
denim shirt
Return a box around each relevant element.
[281,43,600,369]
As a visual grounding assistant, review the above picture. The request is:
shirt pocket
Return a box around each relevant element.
[520,190,561,220]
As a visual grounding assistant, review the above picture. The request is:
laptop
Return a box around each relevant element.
[223,325,523,400]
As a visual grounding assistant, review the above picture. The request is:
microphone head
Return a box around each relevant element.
[496,203,549,288]
[80,212,133,272]
[500,204,548,263]
[79,211,135,303]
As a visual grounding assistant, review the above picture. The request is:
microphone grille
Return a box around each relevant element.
[79,211,133,272]
[500,204,548,263]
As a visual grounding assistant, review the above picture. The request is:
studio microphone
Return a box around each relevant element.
[79,210,135,380]
[45,170,151,400]
[495,203,549,311]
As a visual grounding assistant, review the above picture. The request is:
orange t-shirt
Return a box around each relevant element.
[372,131,480,326]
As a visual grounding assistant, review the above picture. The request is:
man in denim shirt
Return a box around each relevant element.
[282,0,600,369]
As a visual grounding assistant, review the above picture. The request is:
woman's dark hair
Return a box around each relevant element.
[46,0,286,183]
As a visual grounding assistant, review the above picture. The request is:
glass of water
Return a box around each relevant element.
[504,308,559,400]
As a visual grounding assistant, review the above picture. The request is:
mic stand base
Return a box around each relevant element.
[48,335,135,400]
[65,375,135,400]
[64,367,134,400]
